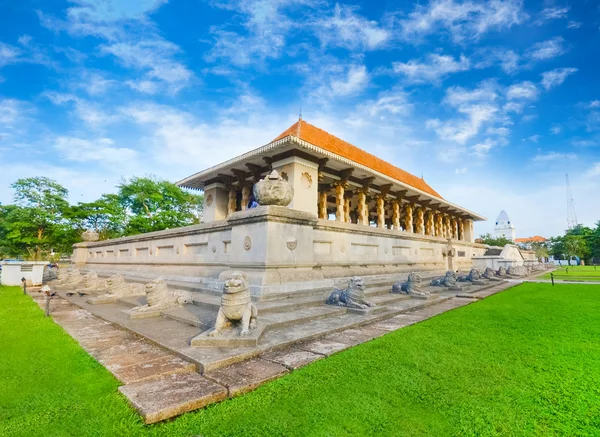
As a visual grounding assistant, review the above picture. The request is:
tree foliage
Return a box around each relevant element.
[477,233,514,247]
[0,175,203,259]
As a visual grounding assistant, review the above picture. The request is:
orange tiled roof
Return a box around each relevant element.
[515,236,547,243]
[273,120,443,199]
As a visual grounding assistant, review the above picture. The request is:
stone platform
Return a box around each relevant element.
[42,276,512,423]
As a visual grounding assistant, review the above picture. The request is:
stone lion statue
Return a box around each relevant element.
[80,272,105,290]
[482,267,502,281]
[57,269,82,286]
[208,272,258,337]
[326,276,375,309]
[97,274,145,298]
[392,272,430,297]
[430,271,462,290]
[496,266,507,277]
[131,278,193,313]
[457,268,485,285]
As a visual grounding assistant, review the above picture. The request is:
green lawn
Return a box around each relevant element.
[539,265,600,282]
[1,283,600,437]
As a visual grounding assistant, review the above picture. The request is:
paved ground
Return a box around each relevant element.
[28,279,517,424]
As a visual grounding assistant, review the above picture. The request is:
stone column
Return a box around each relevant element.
[415,207,425,235]
[333,182,346,222]
[391,200,401,230]
[450,217,457,240]
[318,190,328,219]
[404,203,413,232]
[227,188,237,217]
[344,195,351,223]
[425,210,434,236]
[444,216,451,238]
[458,219,465,241]
[376,195,386,229]
[357,189,369,226]
[464,219,474,243]
[435,213,442,237]
[241,185,251,211]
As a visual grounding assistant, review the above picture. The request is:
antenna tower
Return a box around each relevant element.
[566,173,578,229]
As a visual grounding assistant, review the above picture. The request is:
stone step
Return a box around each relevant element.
[119,372,228,424]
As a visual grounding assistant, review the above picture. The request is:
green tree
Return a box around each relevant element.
[4,177,72,259]
[116,176,203,235]
[477,233,514,247]
[69,194,127,240]
[531,241,549,260]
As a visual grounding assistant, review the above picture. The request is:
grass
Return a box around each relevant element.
[539,265,600,282]
[1,283,600,437]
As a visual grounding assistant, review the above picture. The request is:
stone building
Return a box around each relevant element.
[73,120,488,298]
[494,210,516,241]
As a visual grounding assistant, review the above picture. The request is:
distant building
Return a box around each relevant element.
[494,210,516,241]
[515,236,547,250]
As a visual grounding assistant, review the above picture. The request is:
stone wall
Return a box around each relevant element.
[74,206,487,299]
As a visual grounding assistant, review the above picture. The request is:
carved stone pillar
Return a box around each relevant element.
[416,207,425,234]
[450,217,457,239]
[318,190,328,219]
[333,182,346,222]
[458,218,465,241]
[391,200,401,230]
[404,203,413,232]
[241,185,251,211]
[227,188,237,217]
[444,216,451,238]
[425,210,434,236]
[434,213,442,237]
[357,189,369,226]
[344,196,351,223]
[376,195,386,229]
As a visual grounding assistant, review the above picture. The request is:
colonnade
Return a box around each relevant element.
[316,184,468,241]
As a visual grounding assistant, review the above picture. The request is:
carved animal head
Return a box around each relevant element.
[224,271,249,294]
[348,276,365,292]
[408,272,422,286]
[146,277,166,290]
[469,268,480,279]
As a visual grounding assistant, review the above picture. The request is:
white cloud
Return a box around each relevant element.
[101,40,193,93]
[356,90,413,118]
[588,100,600,109]
[398,0,527,42]
[540,68,577,90]
[540,7,569,20]
[550,125,561,135]
[428,104,498,144]
[526,37,566,61]
[206,0,318,67]
[506,81,537,100]
[444,82,498,106]
[471,138,496,157]
[567,21,581,29]
[54,136,138,163]
[43,92,117,129]
[455,167,467,174]
[527,134,541,143]
[475,48,520,73]
[533,151,576,162]
[0,42,20,67]
[314,4,390,50]
[311,64,369,100]
[393,53,470,83]
[0,99,24,125]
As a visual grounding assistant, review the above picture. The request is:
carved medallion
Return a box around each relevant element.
[244,236,252,251]
[301,172,313,189]
[286,238,298,251]
[212,245,216,253]
[206,193,213,207]
[176,247,180,255]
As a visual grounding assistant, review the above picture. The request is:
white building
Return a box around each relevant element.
[494,210,516,241]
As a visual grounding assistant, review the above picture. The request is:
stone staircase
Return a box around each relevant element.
[54,273,491,373]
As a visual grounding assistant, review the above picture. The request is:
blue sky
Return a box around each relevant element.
[0,0,599,238]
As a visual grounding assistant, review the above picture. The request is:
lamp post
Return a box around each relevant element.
[21,277,27,295]
[550,272,554,286]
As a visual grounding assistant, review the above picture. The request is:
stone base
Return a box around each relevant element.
[191,324,267,347]
[410,294,435,300]
[121,308,163,319]
[347,305,388,315]
[87,295,119,305]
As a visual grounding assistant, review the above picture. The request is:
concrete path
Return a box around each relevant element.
[29,280,516,424]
